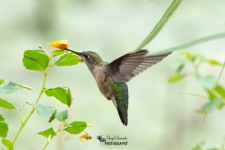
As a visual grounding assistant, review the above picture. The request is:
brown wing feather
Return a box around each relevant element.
[107,50,171,82]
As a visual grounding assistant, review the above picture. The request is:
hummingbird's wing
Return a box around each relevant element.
[107,50,171,82]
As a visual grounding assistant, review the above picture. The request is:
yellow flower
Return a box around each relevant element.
[48,40,69,50]
[79,132,92,142]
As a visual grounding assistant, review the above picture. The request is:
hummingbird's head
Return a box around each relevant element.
[80,51,103,67]
[65,49,103,68]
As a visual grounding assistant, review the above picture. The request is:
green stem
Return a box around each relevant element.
[134,0,182,51]
[17,109,24,124]
[180,92,208,99]
[216,59,225,84]
[42,140,50,150]
[9,72,47,150]
[149,32,225,56]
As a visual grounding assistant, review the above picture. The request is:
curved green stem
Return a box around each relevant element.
[134,0,182,51]
[149,32,225,56]
[9,72,47,150]
[217,59,225,84]
[17,109,24,124]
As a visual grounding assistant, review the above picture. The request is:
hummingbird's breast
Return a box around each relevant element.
[93,66,114,99]
[92,66,114,99]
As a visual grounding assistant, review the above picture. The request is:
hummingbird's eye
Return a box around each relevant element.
[83,53,88,58]
[86,55,91,61]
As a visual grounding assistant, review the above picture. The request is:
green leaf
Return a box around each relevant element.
[65,121,87,135]
[23,50,49,71]
[168,74,186,83]
[214,85,225,99]
[0,115,5,121]
[191,141,204,150]
[0,122,8,138]
[0,82,22,94]
[56,110,68,122]
[170,59,186,73]
[206,59,222,66]
[67,88,72,107]
[37,127,56,139]
[1,139,14,150]
[0,79,4,85]
[52,50,64,56]
[197,75,217,89]
[205,89,217,100]
[201,99,224,113]
[181,52,205,64]
[48,110,56,123]
[45,87,72,107]
[181,51,196,62]
[205,85,225,101]
[55,53,79,66]
[0,98,16,109]
[32,104,54,118]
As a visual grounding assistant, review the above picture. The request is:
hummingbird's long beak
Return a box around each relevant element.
[64,48,83,56]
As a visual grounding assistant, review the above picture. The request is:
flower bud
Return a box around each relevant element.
[48,40,69,50]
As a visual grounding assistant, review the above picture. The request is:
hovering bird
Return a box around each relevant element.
[65,48,170,126]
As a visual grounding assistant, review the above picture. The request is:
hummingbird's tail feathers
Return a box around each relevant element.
[117,106,128,126]
[113,95,128,126]
[112,96,128,126]
[108,78,129,126]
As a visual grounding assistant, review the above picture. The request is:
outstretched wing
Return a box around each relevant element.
[107,50,171,82]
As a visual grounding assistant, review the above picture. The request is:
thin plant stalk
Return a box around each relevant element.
[9,72,48,150]
[149,32,225,56]
[216,59,225,84]
[134,0,183,51]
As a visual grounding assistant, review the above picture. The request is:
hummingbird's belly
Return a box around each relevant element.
[98,81,114,99]
[93,67,114,99]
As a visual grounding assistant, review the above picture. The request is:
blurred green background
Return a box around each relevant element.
[1,0,225,150]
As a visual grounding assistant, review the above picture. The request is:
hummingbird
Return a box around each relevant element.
[65,48,170,126]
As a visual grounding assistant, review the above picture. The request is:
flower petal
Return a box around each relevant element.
[79,132,92,142]
[48,40,69,50]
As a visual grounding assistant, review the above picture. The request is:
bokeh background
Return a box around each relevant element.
[1,0,225,150]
